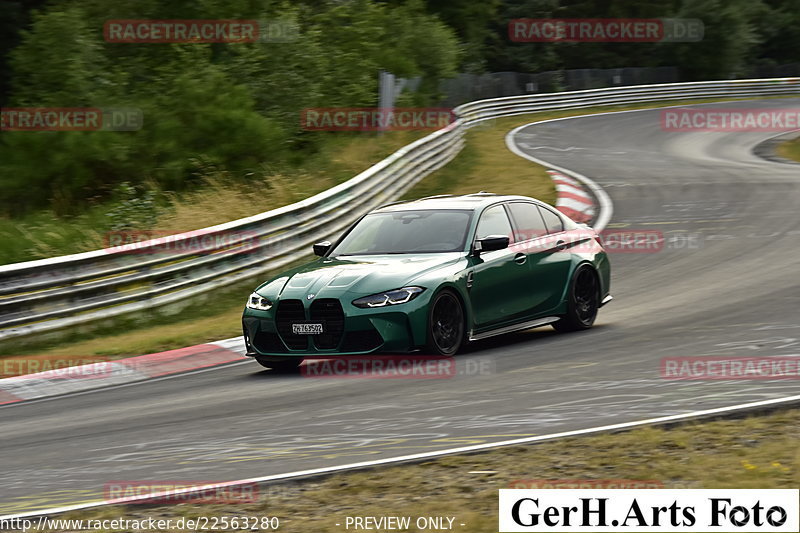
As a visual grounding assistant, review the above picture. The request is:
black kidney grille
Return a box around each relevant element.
[275,299,308,350]
[310,299,345,349]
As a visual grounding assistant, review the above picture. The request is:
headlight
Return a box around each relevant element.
[246,292,273,310]
[352,287,425,308]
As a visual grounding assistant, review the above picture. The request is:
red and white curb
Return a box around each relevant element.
[0,337,247,405]
[547,169,596,224]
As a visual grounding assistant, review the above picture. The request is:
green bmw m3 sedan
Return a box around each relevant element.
[242,192,611,370]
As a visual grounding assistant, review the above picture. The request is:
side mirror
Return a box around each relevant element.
[473,235,509,256]
[313,241,332,256]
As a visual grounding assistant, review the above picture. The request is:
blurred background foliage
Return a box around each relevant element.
[0,0,459,216]
[0,0,797,219]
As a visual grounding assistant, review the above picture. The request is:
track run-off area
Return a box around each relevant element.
[1,98,799,516]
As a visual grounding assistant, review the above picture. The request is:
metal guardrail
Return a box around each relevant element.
[1,77,798,342]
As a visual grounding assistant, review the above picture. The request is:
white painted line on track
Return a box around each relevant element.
[506,118,614,231]
[4,392,800,520]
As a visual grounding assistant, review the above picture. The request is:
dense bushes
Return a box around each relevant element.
[0,0,459,215]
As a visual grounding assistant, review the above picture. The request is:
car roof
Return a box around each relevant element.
[373,193,550,213]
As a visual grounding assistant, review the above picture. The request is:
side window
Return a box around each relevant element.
[507,202,548,242]
[538,206,564,234]
[475,205,513,240]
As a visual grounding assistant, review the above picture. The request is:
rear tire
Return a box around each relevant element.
[425,290,466,355]
[255,357,303,372]
[552,265,599,333]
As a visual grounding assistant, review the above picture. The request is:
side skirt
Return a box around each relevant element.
[469,316,561,342]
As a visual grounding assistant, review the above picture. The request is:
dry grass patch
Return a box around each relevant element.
[776,137,800,162]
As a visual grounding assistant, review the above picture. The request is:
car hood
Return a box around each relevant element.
[257,253,463,300]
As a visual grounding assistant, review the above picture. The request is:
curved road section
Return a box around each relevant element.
[2,99,799,515]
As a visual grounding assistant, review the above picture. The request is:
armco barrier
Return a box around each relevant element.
[0,78,798,342]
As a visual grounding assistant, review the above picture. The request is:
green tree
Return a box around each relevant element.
[670,0,763,79]
[9,7,109,106]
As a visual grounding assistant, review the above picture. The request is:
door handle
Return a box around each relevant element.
[514,253,527,265]
[555,240,566,251]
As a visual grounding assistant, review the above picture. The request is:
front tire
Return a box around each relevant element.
[255,357,303,372]
[553,265,599,332]
[426,290,466,355]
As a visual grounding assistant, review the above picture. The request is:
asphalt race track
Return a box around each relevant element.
[2,99,799,515]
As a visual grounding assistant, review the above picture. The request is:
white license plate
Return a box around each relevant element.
[292,323,323,335]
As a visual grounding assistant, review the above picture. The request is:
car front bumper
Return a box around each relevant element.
[242,296,429,357]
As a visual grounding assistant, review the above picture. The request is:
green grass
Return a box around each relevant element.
[401,115,557,203]
[776,137,800,162]
[0,130,424,265]
[4,95,794,361]
[51,408,800,532]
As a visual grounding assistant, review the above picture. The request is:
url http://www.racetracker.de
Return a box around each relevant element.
[1,515,280,532]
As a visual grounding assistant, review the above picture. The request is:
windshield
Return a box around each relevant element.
[331,210,472,255]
